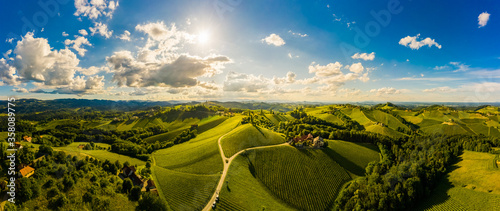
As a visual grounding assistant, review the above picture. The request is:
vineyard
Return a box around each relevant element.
[323,140,380,177]
[251,146,351,210]
[153,166,220,211]
[216,155,294,211]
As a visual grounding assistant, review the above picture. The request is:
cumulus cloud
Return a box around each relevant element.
[0,32,104,95]
[478,12,490,28]
[12,88,29,93]
[434,62,469,72]
[89,22,113,38]
[107,51,230,88]
[423,86,458,93]
[351,52,375,61]
[223,71,270,92]
[308,62,343,77]
[74,0,119,20]
[349,62,364,74]
[272,71,296,84]
[79,29,88,36]
[117,30,131,41]
[399,34,441,50]
[370,87,403,95]
[62,32,69,37]
[262,34,285,46]
[64,36,92,56]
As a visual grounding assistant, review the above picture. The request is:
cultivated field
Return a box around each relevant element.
[220,124,285,157]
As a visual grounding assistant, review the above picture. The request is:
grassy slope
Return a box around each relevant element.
[220,124,285,157]
[416,151,500,211]
[217,155,294,211]
[153,115,243,175]
[250,145,351,211]
[324,140,380,178]
[54,142,145,166]
[143,116,227,143]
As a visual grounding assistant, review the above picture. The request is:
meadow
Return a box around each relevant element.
[54,142,146,166]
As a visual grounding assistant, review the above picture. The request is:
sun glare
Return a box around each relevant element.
[198,31,210,44]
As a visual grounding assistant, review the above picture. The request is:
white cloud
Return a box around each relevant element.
[288,53,299,59]
[74,0,119,20]
[223,71,270,92]
[308,62,343,77]
[107,51,230,88]
[262,34,285,46]
[89,22,113,38]
[117,30,131,41]
[478,12,490,28]
[288,30,308,37]
[12,88,29,93]
[64,36,92,56]
[0,32,104,94]
[351,52,375,61]
[423,86,458,93]
[272,71,296,84]
[399,34,442,50]
[62,32,69,37]
[449,62,470,72]
[79,29,88,36]
[370,87,403,95]
[349,62,364,74]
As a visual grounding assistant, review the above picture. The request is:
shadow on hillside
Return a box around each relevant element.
[411,157,463,210]
[322,147,365,177]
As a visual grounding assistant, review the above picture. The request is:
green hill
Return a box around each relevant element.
[323,140,380,177]
[221,124,285,157]
[247,145,351,211]
[55,142,145,166]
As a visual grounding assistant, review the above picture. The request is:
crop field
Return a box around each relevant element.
[420,124,470,136]
[54,142,145,166]
[153,115,242,174]
[216,155,294,211]
[153,166,219,211]
[323,140,380,177]
[221,124,285,157]
[250,145,351,211]
[143,116,227,143]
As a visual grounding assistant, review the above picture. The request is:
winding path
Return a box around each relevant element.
[202,128,288,211]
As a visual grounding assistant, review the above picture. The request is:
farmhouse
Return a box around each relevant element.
[19,166,35,178]
[288,134,326,148]
[122,166,144,187]
[14,142,22,149]
[78,144,85,149]
[23,136,32,142]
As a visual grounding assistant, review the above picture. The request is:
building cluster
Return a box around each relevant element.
[288,134,325,148]
[121,165,158,194]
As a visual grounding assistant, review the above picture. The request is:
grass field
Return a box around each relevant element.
[54,142,145,166]
[220,124,285,157]
[366,125,406,138]
[250,145,351,211]
[153,166,219,211]
[216,155,294,211]
[323,140,380,177]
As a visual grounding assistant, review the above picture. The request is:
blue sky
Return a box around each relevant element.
[0,0,499,102]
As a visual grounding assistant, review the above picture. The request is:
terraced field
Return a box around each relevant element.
[250,146,351,211]
[220,124,285,157]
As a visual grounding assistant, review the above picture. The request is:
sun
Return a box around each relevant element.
[197,31,210,44]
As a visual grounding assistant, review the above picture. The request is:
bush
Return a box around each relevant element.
[137,192,169,211]
[122,178,133,193]
[129,186,142,201]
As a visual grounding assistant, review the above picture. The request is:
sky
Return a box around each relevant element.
[0,0,499,103]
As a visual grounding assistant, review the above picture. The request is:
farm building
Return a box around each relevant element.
[122,166,144,187]
[288,134,326,148]
[19,166,35,178]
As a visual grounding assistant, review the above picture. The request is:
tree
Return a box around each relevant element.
[17,177,33,203]
[146,161,152,169]
[122,178,133,193]
[4,202,17,211]
[130,186,142,201]
[62,175,74,191]
[137,192,169,211]
[18,147,35,165]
